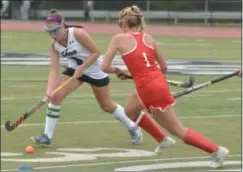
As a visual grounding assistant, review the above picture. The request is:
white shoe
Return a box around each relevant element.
[210,146,229,168]
[154,136,176,153]
[129,126,143,145]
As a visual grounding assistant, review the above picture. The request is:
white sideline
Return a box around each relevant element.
[227,97,241,101]
[0,114,240,128]
[1,89,242,101]
[2,95,241,101]
[0,94,131,101]
[158,42,211,47]
[0,94,211,101]
[1,154,241,172]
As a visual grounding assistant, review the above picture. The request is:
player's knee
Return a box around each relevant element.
[124,108,135,118]
[51,94,64,105]
[100,104,115,113]
[125,104,142,118]
[124,108,130,117]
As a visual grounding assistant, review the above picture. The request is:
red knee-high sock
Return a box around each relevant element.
[184,129,218,154]
[132,114,166,143]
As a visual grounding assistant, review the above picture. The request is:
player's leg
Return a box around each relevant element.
[125,91,175,152]
[151,107,229,168]
[85,75,142,144]
[44,74,82,139]
[31,69,83,146]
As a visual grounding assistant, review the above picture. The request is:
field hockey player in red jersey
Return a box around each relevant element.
[102,5,229,168]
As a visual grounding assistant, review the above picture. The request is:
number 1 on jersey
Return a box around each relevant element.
[142,52,151,67]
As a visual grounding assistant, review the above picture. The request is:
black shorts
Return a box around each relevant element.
[62,67,109,87]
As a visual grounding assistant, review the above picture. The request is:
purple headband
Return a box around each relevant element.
[45,14,63,25]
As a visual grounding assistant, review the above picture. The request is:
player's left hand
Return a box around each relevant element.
[73,66,85,80]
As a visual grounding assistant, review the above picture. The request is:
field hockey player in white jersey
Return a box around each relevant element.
[31,11,142,146]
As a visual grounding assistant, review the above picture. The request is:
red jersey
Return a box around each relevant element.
[122,32,165,88]
[121,32,175,113]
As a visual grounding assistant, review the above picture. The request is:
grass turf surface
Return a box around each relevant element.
[1,31,242,171]
[1,31,241,60]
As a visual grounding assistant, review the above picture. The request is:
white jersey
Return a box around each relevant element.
[53,27,108,79]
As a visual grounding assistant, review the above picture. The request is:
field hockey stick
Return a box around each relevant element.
[4,77,73,132]
[173,69,240,98]
[135,70,240,124]
[119,73,195,88]
[168,76,195,88]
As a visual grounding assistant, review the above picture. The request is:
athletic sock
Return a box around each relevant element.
[112,104,136,130]
[184,129,218,154]
[132,113,166,143]
[44,103,60,139]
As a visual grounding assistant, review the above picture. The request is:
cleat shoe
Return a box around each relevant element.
[30,134,51,147]
[155,136,176,153]
[129,126,143,145]
[210,146,229,168]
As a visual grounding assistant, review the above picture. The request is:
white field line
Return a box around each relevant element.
[2,95,241,102]
[1,154,241,172]
[0,114,240,129]
[207,169,242,172]
[158,42,211,47]
[195,39,205,42]
[2,78,242,85]
[1,89,242,101]
[0,94,212,101]
[1,78,47,81]
[231,40,241,44]
[1,35,16,39]
[227,97,241,101]
[203,89,241,93]
[0,94,130,101]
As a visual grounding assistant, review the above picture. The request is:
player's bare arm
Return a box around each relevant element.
[73,28,101,79]
[102,34,135,79]
[102,35,119,73]
[45,41,60,97]
[153,38,167,74]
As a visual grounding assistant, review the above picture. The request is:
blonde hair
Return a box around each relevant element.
[119,5,145,32]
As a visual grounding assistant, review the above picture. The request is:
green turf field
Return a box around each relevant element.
[1,31,241,60]
[1,31,242,171]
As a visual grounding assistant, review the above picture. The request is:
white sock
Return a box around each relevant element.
[44,103,60,139]
[112,104,136,130]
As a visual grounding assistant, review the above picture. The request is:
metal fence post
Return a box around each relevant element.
[146,0,150,23]
[204,0,209,25]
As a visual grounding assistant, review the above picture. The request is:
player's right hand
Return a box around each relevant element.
[43,92,52,102]
[115,67,129,80]
[117,74,128,80]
